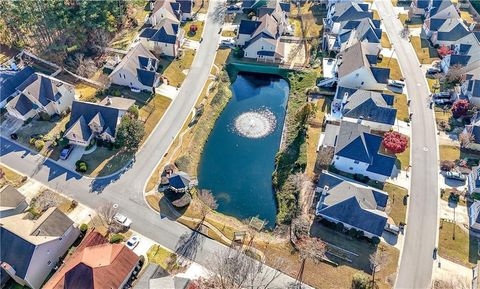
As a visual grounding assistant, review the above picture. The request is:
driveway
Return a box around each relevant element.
[375,1,440,289]
[56,145,85,171]
[0,116,23,136]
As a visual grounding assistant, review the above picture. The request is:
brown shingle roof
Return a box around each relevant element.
[43,231,140,289]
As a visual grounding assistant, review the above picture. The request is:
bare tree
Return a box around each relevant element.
[198,189,218,221]
[445,64,464,85]
[197,247,286,289]
[315,146,334,170]
[291,216,310,241]
[296,237,327,284]
[459,130,475,148]
[292,172,308,193]
[97,202,118,226]
[369,248,389,288]
[431,277,469,289]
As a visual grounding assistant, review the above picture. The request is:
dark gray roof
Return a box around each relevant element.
[0,226,36,279]
[31,208,74,237]
[149,22,179,44]
[342,89,397,125]
[0,185,26,209]
[331,2,372,23]
[177,0,193,13]
[238,19,261,35]
[316,172,388,236]
[437,20,470,41]
[371,67,390,84]
[12,93,35,116]
[168,172,191,189]
[0,67,34,103]
[16,73,73,107]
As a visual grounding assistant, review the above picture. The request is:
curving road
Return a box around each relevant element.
[375,1,439,289]
[0,0,308,287]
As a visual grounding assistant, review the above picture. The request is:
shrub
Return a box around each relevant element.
[30,138,36,145]
[75,160,88,172]
[353,174,370,183]
[440,160,455,171]
[109,233,124,243]
[352,272,372,289]
[113,89,121,97]
[34,140,45,150]
[335,222,345,232]
[348,227,358,237]
[79,223,88,233]
[382,131,409,153]
[128,105,139,119]
[451,99,469,118]
[371,236,381,245]
[39,112,51,121]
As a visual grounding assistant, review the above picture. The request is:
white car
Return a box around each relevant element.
[113,213,132,228]
[388,80,405,88]
[126,235,140,250]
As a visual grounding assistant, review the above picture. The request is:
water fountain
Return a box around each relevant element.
[233,109,277,139]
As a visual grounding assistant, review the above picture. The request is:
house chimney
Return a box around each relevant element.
[357,116,364,124]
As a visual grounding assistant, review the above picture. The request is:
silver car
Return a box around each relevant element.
[113,213,132,227]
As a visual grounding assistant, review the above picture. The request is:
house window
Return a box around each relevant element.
[349,167,353,170]
[47,261,52,265]
[354,160,359,164]
[361,82,364,85]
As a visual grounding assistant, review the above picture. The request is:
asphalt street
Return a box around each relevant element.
[375,2,439,289]
[0,0,308,287]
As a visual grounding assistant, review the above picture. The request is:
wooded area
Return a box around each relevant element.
[0,0,144,67]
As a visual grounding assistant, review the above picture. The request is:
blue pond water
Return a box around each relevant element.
[197,73,289,227]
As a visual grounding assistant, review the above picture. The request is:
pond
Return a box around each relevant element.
[197,72,289,227]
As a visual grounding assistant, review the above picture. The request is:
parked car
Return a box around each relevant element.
[220,39,235,48]
[60,144,74,160]
[227,5,241,11]
[385,223,400,235]
[444,171,466,181]
[433,98,453,105]
[114,213,132,227]
[431,92,451,99]
[426,67,442,76]
[10,133,18,140]
[388,80,405,88]
[126,235,140,250]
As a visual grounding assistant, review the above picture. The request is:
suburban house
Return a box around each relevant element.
[329,121,396,182]
[236,2,290,62]
[5,72,76,121]
[409,0,430,17]
[469,201,480,234]
[319,41,389,90]
[323,1,372,33]
[0,185,28,218]
[425,0,459,20]
[139,19,185,57]
[464,116,480,152]
[134,264,194,289]
[323,17,382,52]
[110,43,161,92]
[147,0,183,26]
[43,231,141,289]
[0,207,80,289]
[315,171,389,238]
[422,17,471,47]
[468,166,480,195]
[330,86,397,131]
[0,66,34,108]
[460,68,480,105]
[64,97,135,147]
[440,34,480,73]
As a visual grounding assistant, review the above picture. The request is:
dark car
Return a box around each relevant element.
[10,133,18,140]
[426,67,442,75]
[445,171,466,182]
[60,144,74,160]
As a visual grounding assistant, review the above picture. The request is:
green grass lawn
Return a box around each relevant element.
[384,183,408,225]
[411,36,440,64]
[391,92,409,121]
[79,147,134,177]
[396,139,410,170]
[434,107,452,123]
[439,221,478,268]
[438,145,479,162]
[377,57,403,80]
[221,30,236,37]
[158,49,195,87]
[139,94,172,143]
[147,244,178,270]
[381,32,392,49]
[183,21,204,41]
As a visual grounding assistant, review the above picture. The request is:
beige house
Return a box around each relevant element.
[64,97,135,147]
[139,18,185,58]
[110,43,161,92]
[5,73,76,121]
[0,207,80,289]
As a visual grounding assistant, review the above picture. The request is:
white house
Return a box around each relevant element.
[64,97,135,147]
[0,207,80,289]
[329,121,396,182]
[425,0,459,20]
[110,43,161,92]
[460,67,480,106]
[139,19,185,57]
[148,0,181,27]
[5,73,76,121]
[422,17,470,47]
[323,1,372,32]
[440,35,480,74]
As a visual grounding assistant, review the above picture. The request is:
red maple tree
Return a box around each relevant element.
[382,131,409,154]
[451,99,469,118]
[437,45,453,58]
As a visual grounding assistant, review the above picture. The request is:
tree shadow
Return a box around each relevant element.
[175,229,205,264]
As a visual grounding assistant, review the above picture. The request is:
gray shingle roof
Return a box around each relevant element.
[0,67,34,103]
[0,185,26,209]
[316,172,388,236]
[16,73,74,107]
[342,89,397,125]
[11,93,35,116]
[0,226,36,279]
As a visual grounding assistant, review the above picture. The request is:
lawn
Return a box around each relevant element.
[396,137,410,170]
[391,92,409,121]
[460,9,474,24]
[262,222,399,289]
[183,21,204,41]
[439,145,460,162]
[110,29,138,50]
[221,30,236,37]
[79,147,134,177]
[372,9,380,20]
[147,244,178,270]
[381,32,392,49]
[441,188,467,207]
[439,221,478,268]
[158,49,195,87]
[427,78,441,93]
[377,57,403,80]
[384,182,408,225]
[411,36,440,64]
[290,2,326,38]
[76,83,99,102]
[0,164,26,188]
[306,98,330,177]
[139,94,172,143]
[434,107,452,123]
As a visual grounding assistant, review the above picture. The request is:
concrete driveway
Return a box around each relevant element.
[56,145,85,171]
[0,116,23,136]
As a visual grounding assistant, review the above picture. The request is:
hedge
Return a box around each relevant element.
[110,234,124,243]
